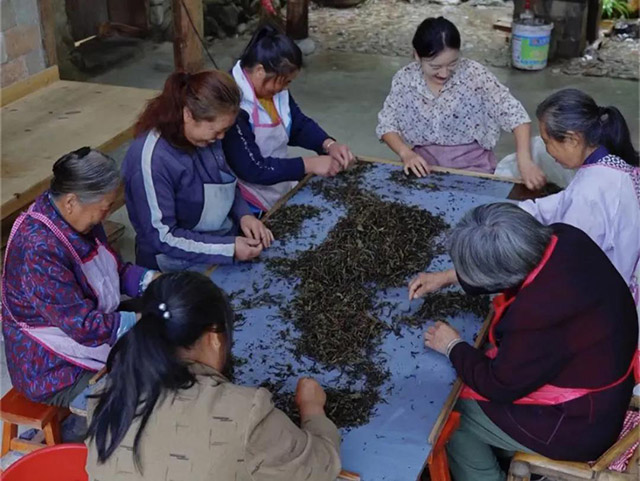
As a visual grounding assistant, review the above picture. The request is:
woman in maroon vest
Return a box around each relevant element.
[424,203,637,481]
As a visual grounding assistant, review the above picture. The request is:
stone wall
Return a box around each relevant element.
[0,0,48,87]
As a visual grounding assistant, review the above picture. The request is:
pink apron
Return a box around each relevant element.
[413,142,497,174]
[235,67,297,212]
[461,235,637,405]
[2,205,120,371]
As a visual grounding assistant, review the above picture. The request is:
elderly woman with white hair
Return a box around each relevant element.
[423,203,637,481]
[2,148,158,407]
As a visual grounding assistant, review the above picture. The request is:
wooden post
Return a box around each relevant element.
[172,0,204,73]
[38,0,58,67]
[286,0,309,40]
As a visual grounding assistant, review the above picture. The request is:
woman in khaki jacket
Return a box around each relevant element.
[85,272,341,481]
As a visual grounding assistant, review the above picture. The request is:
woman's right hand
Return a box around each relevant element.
[234,236,263,261]
[400,150,431,178]
[295,377,326,420]
[303,156,343,177]
[409,269,456,300]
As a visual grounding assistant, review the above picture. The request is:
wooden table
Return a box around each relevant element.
[1,66,158,223]
[207,159,518,481]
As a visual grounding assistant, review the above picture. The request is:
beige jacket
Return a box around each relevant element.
[86,364,341,481]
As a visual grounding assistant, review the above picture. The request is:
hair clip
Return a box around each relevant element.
[158,302,171,319]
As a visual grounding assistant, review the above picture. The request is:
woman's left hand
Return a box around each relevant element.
[327,141,355,170]
[240,215,274,248]
[424,321,461,355]
[518,154,547,191]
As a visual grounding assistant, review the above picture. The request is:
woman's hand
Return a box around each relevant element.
[240,215,274,248]
[295,377,326,421]
[408,270,456,300]
[325,140,355,169]
[304,156,343,177]
[424,321,461,355]
[517,153,546,191]
[400,150,431,178]
[234,236,263,261]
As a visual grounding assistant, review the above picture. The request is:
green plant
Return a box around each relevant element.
[602,0,631,19]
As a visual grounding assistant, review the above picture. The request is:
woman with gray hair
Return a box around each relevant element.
[424,203,637,481]
[2,147,158,407]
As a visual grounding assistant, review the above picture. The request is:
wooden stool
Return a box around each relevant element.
[0,389,69,455]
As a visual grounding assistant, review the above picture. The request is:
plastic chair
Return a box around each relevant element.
[1,443,88,481]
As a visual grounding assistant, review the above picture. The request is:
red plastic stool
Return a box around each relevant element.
[1,443,88,481]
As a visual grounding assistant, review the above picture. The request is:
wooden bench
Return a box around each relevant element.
[0,389,69,455]
[1,66,157,224]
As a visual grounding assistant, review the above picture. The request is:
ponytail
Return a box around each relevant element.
[599,106,639,167]
[134,70,240,148]
[239,23,302,77]
[537,88,638,167]
[85,272,233,472]
[87,314,194,469]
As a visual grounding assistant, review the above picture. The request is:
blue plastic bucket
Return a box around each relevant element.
[512,22,554,70]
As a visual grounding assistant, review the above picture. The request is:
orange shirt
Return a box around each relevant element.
[258,97,280,124]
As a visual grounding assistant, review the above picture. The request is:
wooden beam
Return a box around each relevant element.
[286,0,309,40]
[0,65,59,107]
[38,0,58,68]
[172,0,204,73]
[357,155,523,184]
[592,425,640,472]
[427,306,494,445]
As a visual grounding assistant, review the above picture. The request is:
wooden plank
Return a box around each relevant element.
[172,0,203,73]
[356,155,523,184]
[262,173,314,222]
[9,438,46,454]
[493,18,512,33]
[427,307,494,445]
[286,0,310,40]
[1,80,157,220]
[592,425,640,471]
[38,0,58,68]
[0,390,61,428]
[0,66,60,107]
[337,469,361,480]
[511,452,594,479]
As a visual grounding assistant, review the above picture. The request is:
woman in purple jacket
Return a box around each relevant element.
[122,70,273,272]
[2,148,156,406]
[423,203,637,481]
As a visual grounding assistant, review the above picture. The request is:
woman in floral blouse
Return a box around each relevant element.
[376,17,546,190]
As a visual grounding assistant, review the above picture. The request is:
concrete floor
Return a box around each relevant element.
[90,39,640,162]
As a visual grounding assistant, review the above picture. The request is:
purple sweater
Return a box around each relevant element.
[122,133,252,269]
[450,223,637,461]
[2,193,145,402]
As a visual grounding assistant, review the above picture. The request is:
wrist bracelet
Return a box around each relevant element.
[445,338,463,358]
[324,139,336,153]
